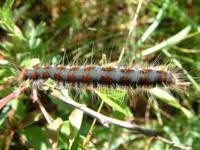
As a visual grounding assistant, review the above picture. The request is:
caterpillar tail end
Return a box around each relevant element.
[175,81,191,90]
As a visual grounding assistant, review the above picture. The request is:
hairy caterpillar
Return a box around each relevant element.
[18,65,188,89]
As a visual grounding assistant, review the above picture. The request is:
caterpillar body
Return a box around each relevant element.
[19,65,188,89]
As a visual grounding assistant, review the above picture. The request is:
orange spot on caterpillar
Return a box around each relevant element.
[101,75,112,84]
[57,65,65,70]
[159,70,166,84]
[0,52,5,60]
[67,74,76,82]
[84,65,95,71]
[140,76,149,85]
[121,68,133,73]
[31,72,38,80]
[42,72,49,79]
[120,77,130,84]
[45,65,52,69]
[33,65,41,69]
[69,66,79,71]
[82,74,91,83]
[54,73,62,80]
[102,66,114,72]
[19,70,27,81]
[140,67,152,73]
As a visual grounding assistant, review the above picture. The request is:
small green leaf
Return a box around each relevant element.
[0,0,24,40]
[46,118,63,150]
[18,110,42,129]
[59,121,70,148]
[9,98,26,118]
[2,0,15,10]
[20,58,41,68]
[21,127,50,150]
[60,121,71,138]
[109,134,137,150]
[68,109,84,149]
[0,59,9,65]
[35,22,46,36]
[149,88,193,118]
[96,88,133,117]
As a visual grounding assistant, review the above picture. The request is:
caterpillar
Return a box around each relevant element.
[18,65,189,89]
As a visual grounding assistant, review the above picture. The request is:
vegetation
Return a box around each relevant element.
[0,0,200,149]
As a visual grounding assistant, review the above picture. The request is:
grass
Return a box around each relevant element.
[0,0,200,149]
